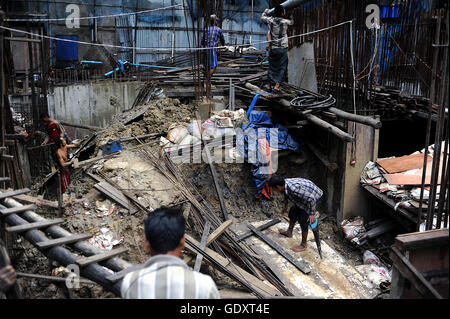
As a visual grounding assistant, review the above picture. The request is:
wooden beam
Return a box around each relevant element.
[76,247,128,267]
[236,219,281,242]
[246,223,311,274]
[244,83,354,142]
[185,235,281,297]
[0,204,36,216]
[193,221,211,272]
[6,218,64,233]
[0,177,10,183]
[0,188,30,200]
[12,194,59,209]
[328,107,382,129]
[106,264,144,283]
[304,141,338,172]
[203,144,229,220]
[206,219,233,247]
[57,120,101,131]
[36,234,92,250]
[16,272,96,285]
[390,246,443,299]
[301,113,354,142]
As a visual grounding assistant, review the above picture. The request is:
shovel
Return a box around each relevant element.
[310,218,323,259]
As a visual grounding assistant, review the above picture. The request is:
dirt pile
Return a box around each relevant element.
[96,98,195,147]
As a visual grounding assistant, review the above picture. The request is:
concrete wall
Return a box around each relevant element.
[339,119,380,223]
[47,81,144,139]
[288,41,318,93]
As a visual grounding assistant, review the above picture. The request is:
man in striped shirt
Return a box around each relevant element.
[121,207,220,299]
[269,175,323,252]
[201,14,225,77]
[261,5,293,92]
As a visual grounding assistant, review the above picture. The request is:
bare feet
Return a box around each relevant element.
[273,83,281,92]
[292,244,307,252]
[279,228,293,238]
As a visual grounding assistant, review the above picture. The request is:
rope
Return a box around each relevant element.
[5,4,183,22]
[0,19,353,52]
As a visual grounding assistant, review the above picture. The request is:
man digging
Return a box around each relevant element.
[269,175,323,252]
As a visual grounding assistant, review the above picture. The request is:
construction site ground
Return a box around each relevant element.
[8,97,377,299]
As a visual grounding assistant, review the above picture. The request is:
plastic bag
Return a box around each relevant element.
[186,120,202,139]
[341,216,366,242]
[167,125,189,144]
[363,250,383,267]
[355,264,391,286]
[202,119,216,140]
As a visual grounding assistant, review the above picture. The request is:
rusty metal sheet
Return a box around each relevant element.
[377,154,432,174]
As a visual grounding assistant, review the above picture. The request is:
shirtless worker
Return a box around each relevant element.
[268,175,323,252]
[261,5,293,92]
[53,136,76,193]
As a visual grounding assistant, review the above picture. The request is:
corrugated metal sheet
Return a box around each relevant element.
[9,0,271,63]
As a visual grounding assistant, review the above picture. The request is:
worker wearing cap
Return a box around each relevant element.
[261,5,293,92]
[201,14,225,78]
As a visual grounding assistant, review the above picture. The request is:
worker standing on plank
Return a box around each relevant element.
[201,14,225,79]
[121,207,220,299]
[269,175,323,252]
[261,5,293,92]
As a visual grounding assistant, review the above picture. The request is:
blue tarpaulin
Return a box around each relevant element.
[237,110,301,196]
[56,36,78,61]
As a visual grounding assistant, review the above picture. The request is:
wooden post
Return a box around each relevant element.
[56,170,63,216]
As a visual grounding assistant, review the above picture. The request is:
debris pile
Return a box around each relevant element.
[360,142,449,230]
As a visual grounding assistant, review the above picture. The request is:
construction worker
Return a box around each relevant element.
[53,136,75,193]
[268,175,323,252]
[33,113,69,145]
[261,5,293,92]
[201,14,225,79]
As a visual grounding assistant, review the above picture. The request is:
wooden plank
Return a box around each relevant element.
[76,247,128,267]
[185,234,281,297]
[236,218,281,242]
[105,264,144,283]
[36,234,92,250]
[395,228,449,250]
[6,218,64,233]
[94,182,129,206]
[203,143,228,220]
[12,194,59,209]
[0,204,36,216]
[377,154,432,174]
[238,70,268,83]
[0,188,30,200]
[193,221,211,272]
[246,223,311,274]
[206,219,233,247]
[390,246,443,299]
[16,272,96,285]
[0,177,11,183]
[93,182,130,210]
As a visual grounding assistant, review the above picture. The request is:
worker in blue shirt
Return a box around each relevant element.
[201,14,225,78]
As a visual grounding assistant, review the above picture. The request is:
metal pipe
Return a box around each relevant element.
[266,0,312,16]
